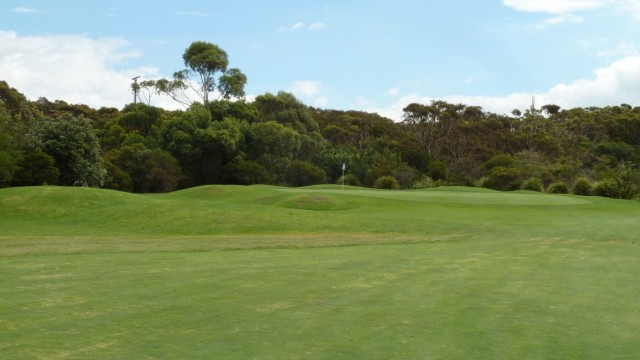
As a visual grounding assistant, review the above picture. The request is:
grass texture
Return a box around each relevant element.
[2,185,640,359]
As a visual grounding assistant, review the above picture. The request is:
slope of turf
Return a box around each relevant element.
[2,185,640,359]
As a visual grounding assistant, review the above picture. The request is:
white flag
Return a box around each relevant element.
[342,163,346,171]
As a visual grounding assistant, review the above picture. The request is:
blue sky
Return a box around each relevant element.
[2,0,640,120]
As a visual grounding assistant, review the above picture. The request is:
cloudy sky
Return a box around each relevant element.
[2,0,640,120]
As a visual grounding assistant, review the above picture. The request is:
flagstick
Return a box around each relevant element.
[342,163,345,191]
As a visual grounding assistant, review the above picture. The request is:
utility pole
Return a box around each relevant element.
[530,95,536,114]
[132,76,140,104]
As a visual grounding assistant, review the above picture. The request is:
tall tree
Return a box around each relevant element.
[40,114,106,187]
[156,41,247,106]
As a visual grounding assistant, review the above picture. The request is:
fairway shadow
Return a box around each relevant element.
[258,193,358,211]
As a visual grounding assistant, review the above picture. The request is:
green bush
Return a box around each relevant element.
[572,178,592,196]
[592,178,636,200]
[481,166,522,191]
[521,177,543,192]
[427,160,448,180]
[225,160,272,185]
[337,174,361,186]
[548,182,569,194]
[285,160,327,186]
[374,175,400,190]
[483,154,516,170]
[592,168,639,200]
[412,175,441,189]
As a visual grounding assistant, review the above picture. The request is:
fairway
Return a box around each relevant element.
[2,185,640,359]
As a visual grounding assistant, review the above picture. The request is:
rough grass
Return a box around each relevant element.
[2,185,640,359]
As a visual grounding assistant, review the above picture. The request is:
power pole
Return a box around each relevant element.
[530,95,536,114]
[132,76,140,104]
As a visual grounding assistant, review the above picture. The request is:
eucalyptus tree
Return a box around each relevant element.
[156,41,247,107]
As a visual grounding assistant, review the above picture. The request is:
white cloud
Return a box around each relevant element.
[0,31,173,109]
[290,80,322,97]
[279,22,328,32]
[279,22,306,32]
[314,96,329,107]
[504,0,640,19]
[365,55,640,121]
[13,7,38,13]
[534,13,584,28]
[503,0,609,14]
[309,22,328,31]
[598,41,639,58]
[386,87,400,96]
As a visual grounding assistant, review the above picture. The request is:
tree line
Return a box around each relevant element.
[1,41,639,200]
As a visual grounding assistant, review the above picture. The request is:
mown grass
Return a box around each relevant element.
[2,185,640,359]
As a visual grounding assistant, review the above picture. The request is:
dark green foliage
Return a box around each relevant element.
[572,178,592,196]
[217,68,248,100]
[208,100,259,122]
[337,174,361,186]
[394,166,417,189]
[103,158,133,192]
[40,114,106,187]
[592,168,639,199]
[0,151,18,188]
[484,154,516,170]
[593,179,625,199]
[521,177,543,192]
[481,166,522,191]
[162,105,243,185]
[548,182,569,194]
[253,92,319,135]
[12,151,59,186]
[594,141,636,163]
[427,160,448,180]
[118,103,162,137]
[111,144,182,193]
[0,105,19,187]
[247,121,301,183]
[224,160,272,185]
[374,175,400,190]
[285,160,327,186]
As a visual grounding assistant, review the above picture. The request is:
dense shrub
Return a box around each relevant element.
[285,160,327,186]
[12,150,59,186]
[225,160,272,185]
[427,160,448,180]
[412,175,447,189]
[592,178,637,200]
[521,177,543,192]
[395,166,417,189]
[548,182,569,194]
[483,154,516,170]
[592,168,639,200]
[374,175,400,190]
[481,166,522,191]
[337,174,361,186]
[572,178,592,196]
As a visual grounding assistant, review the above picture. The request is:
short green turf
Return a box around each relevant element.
[2,185,640,359]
